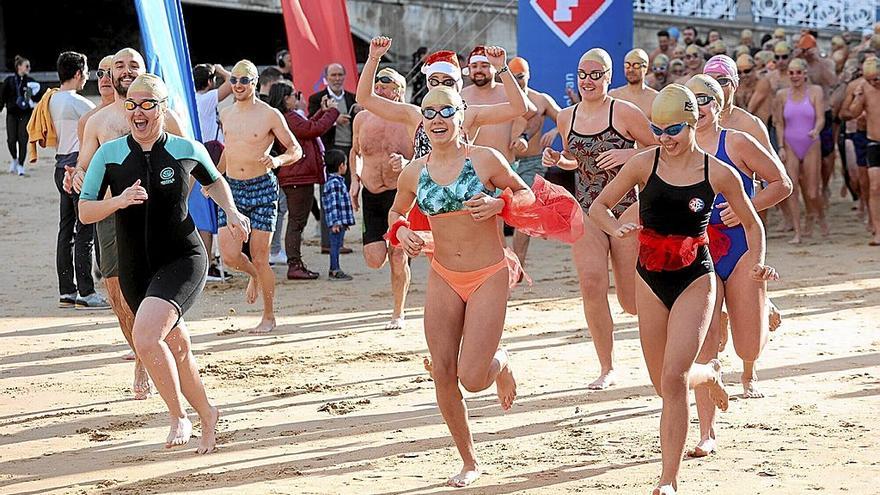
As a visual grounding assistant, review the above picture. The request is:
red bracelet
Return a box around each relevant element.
[384,218,411,247]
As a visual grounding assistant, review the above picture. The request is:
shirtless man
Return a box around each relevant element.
[70,48,185,399]
[217,60,303,334]
[676,44,705,83]
[508,56,562,266]
[735,54,758,109]
[646,54,670,91]
[461,46,533,163]
[848,57,880,245]
[349,68,413,329]
[609,48,658,119]
[798,34,839,200]
[839,58,871,221]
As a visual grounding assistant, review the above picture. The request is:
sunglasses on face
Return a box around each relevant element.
[653,66,668,73]
[788,70,804,76]
[624,62,646,70]
[650,122,690,136]
[428,77,456,87]
[123,98,165,111]
[775,54,789,60]
[715,77,734,87]
[577,68,609,80]
[695,94,714,106]
[738,68,753,76]
[96,69,111,79]
[229,76,254,85]
[422,105,458,120]
[375,76,398,85]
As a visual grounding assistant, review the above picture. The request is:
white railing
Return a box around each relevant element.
[752,0,877,32]
[633,0,738,20]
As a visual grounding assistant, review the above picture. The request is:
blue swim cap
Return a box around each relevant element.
[668,27,680,41]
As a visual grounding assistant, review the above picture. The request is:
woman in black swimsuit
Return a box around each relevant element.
[589,84,778,495]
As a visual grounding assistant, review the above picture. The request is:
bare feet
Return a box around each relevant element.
[132,360,152,400]
[122,351,136,361]
[245,276,259,304]
[653,484,677,495]
[588,370,616,390]
[787,233,801,245]
[718,311,729,352]
[496,357,517,411]
[249,317,276,335]
[818,216,830,237]
[196,406,220,454]
[689,437,717,457]
[768,299,782,332]
[166,415,192,448]
[707,359,729,412]
[741,370,764,399]
[447,465,481,487]
[384,317,405,330]
[803,217,814,238]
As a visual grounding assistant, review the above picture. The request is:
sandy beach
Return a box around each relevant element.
[1,121,879,494]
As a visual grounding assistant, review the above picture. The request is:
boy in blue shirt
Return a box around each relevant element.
[322,150,355,281]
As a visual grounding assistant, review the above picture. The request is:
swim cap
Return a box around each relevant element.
[774,41,792,55]
[509,56,529,75]
[653,54,670,70]
[685,44,701,56]
[112,48,145,66]
[579,48,612,73]
[831,35,846,50]
[232,60,258,79]
[709,40,727,54]
[755,51,774,66]
[736,54,755,71]
[98,55,113,70]
[421,86,464,110]
[863,57,880,77]
[127,73,168,100]
[625,49,649,65]
[872,35,880,51]
[773,28,786,38]
[670,59,685,70]
[668,27,680,41]
[735,45,750,58]
[652,84,698,126]
[704,54,739,85]
[377,67,406,88]
[788,58,808,71]
[741,29,753,41]
[686,74,724,108]
[797,33,817,50]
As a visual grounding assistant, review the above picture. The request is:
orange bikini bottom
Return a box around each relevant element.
[431,257,509,302]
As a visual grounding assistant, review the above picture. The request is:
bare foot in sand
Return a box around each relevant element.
[818,216,830,237]
[385,317,405,330]
[132,359,152,400]
[653,483,677,495]
[447,465,481,487]
[122,351,136,361]
[768,300,782,332]
[803,217,814,238]
[707,359,729,411]
[788,234,801,245]
[245,276,259,304]
[742,371,764,399]
[166,416,192,448]
[196,406,220,454]
[249,317,276,335]
[718,311,729,352]
[496,359,517,411]
[588,370,616,390]
[689,437,717,457]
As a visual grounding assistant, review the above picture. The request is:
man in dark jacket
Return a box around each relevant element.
[307,63,357,177]
[1,55,43,175]
[280,87,340,279]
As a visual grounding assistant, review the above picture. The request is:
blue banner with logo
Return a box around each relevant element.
[517,0,633,118]
[134,0,200,141]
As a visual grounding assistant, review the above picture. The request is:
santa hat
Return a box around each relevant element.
[462,45,489,76]
[421,50,463,89]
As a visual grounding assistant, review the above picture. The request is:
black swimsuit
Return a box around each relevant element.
[636,149,715,309]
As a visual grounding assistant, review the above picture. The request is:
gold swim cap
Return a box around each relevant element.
[652,84,698,127]
[709,40,727,53]
[741,29,753,40]
[736,54,755,71]
[871,35,880,51]
[755,51,774,65]
[670,59,685,70]
[831,35,845,49]
[653,54,670,69]
[773,28,786,38]
[421,86,464,110]
[112,48,145,67]
[685,44,701,56]
[232,59,258,79]
[625,49,649,65]
[99,55,113,70]
[863,57,880,77]
[686,74,724,108]
[127,73,168,100]
[377,67,406,88]
[579,48,612,72]
[735,45,750,58]
[788,58,808,71]
[774,41,792,55]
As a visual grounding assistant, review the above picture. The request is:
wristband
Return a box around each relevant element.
[384,218,411,247]
[520,132,530,141]
[497,65,510,74]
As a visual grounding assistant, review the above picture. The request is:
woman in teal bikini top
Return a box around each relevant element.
[416,146,494,216]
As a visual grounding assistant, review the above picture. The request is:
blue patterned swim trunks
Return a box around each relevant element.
[218,173,279,232]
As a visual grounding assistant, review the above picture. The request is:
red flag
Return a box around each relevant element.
[281,0,358,95]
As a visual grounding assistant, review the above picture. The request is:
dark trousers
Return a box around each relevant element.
[329,229,345,271]
[54,168,96,296]
[6,111,29,161]
[282,184,315,264]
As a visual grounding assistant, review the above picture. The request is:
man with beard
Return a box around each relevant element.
[609,48,658,118]
[649,30,676,65]
[749,41,794,155]
[217,60,302,335]
[682,25,702,47]
[349,68,414,329]
[460,46,535,163]
[646,54,670,90]
[71,48,185,399]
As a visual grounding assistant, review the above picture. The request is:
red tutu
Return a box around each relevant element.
[407,206,431,231]
[706,224,732,264]
[500,175,585,244]
[638,228,709,271]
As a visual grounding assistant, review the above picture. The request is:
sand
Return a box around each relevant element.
[1,120,879,494]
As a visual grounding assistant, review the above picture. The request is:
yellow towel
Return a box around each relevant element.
[26,87,59,163]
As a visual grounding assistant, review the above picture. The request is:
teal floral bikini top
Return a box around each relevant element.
[416,154,493,216]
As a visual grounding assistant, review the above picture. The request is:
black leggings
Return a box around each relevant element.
[6,111,30,162]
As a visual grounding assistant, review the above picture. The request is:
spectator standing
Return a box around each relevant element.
[2,55,42,175]
[321,150,354,281]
